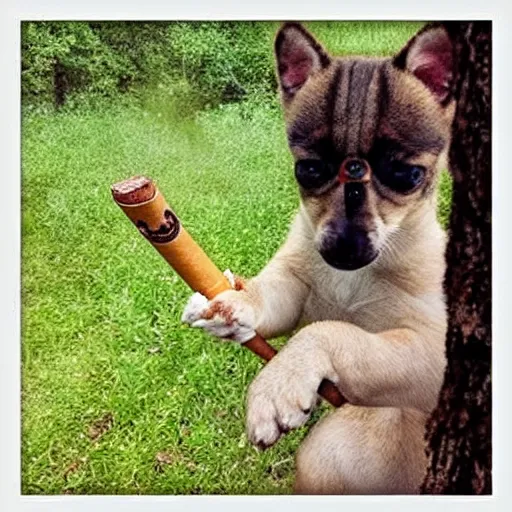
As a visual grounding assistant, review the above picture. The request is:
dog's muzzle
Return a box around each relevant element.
[320,157,378,271]
[319,220,378,271]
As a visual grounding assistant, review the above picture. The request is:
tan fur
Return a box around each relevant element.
[223,178,447,494]
[182,23,456,494]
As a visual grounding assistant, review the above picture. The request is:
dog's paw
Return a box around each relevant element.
[245,356,319,449]
[181,271,257,343]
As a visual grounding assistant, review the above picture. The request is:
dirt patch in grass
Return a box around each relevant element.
[87,412,114,442]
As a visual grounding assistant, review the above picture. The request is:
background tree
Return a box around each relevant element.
[421,21,492,494]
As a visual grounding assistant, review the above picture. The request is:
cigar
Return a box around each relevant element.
[111,176,346,408]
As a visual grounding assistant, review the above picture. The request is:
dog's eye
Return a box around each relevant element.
[376,161,426,193]
[295,159,336,190]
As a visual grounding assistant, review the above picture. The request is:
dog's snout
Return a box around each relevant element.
[320,220,378,271]
[344,182,366,219]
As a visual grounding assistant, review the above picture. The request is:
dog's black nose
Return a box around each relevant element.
[319,220,378,271]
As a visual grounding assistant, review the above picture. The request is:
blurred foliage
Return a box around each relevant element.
[21,21,278,111]
[21,21,424,112]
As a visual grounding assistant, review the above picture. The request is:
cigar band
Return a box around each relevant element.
[136,209,181,244]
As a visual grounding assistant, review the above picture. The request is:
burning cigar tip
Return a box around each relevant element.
[111,175,156,205]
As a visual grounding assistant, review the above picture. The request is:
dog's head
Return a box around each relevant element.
[275,23,456,270]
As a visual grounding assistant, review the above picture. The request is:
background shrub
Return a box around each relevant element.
[21,21,424,112]
[22,22,130,107]
[21,21,277,110]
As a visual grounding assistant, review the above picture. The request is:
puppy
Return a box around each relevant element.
[182,22,455,494]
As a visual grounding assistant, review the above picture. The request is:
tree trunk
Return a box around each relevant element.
[421,21,492,494]
[53,58,68,109]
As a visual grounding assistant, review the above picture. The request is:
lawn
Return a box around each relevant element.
[21,21,452,495]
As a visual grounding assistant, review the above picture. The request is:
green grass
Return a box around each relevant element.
[21,21,452,495]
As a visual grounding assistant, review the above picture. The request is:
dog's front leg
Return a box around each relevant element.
[246,320,445,448]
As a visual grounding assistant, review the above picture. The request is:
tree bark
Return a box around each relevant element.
[421,21,492,494]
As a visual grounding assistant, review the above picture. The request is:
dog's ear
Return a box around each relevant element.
[393,25,454,104]
[275,23,331,102]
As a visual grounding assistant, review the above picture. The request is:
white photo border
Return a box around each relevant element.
[2,1,510,511]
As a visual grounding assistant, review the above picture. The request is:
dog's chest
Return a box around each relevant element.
[302,264,399,333]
